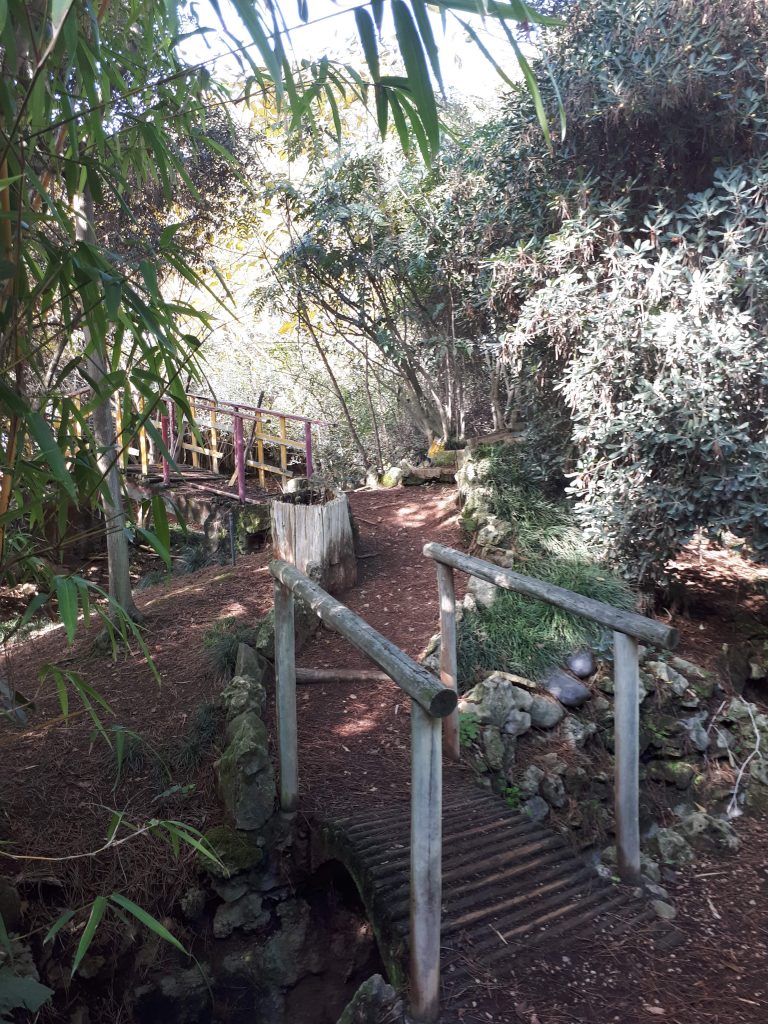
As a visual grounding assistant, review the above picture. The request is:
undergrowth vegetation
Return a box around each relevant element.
[457,444,634,686]
[202,617,261,676]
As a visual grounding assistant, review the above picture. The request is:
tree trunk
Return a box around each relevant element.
[74,190,140,619]
[271,489,357,594]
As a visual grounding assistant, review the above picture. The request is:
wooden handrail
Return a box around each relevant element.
[270,559,455,718]
[185,392,327,426]
[269,558,447,1024]
[423,542,678,648]
[423,541,678,887]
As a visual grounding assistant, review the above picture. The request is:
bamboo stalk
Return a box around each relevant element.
[210,405,219,474]
[138,396,149,475]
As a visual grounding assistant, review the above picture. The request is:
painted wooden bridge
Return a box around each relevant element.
[270,548,678,1022]
[67,387,322,496]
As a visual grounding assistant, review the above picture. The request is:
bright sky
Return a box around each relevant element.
[182,1,523,103]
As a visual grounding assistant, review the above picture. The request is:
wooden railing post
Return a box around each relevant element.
[274,580,298,813]
[160,410,171,486]
[256,412,266,488]
[437,563,459,760]
[188,395,199,468]
[279,414,288,479]
[304,420,314,477]
[210,405,220,474]
[410,700,442,1023]
[233,412,246,504]
[614,630,641,883]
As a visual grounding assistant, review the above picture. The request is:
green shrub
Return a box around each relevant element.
[458,710,481,747]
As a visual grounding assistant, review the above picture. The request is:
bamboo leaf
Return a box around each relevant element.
[371,0,384,33]
[108,894,187,955]
[392,0,439,158]
[354,8,380,84]
[21,591,50,626]
[51,0,76,34]
[54,576,78,645]
[412,0,444,93]
[135,527,171,570]
[0,910,11,955]
[0,968,53,1012]
[151,495,170,558]
[43,909,75,946]
[500,20,553,152]
[227,0,283,105]
[388,93,411,155]
[26,412,77,500]
[433,1,562,26]
[375,83,389,139]
[71,897,108,977]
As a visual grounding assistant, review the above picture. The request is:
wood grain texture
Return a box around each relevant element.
[614,630,641,883]
[410,701,442,1022]
[272,490,357,594]
[274,580,298,813]
[437,562,459,761]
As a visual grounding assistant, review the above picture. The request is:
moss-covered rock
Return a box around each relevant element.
[202,825,263,878]
[380,467,403,488]
[234,642,272,684]
[235,504,272,553]
[221,674,267,723]
[678,811,740,853]
[215,713,275,831]
[336,974,404,1024]
[646,760,695,789]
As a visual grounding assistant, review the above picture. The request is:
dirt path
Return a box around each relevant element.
[295,485,469,818]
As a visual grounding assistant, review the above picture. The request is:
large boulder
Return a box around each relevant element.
[462,673,533,727]
[542,669,591,708]
[529,695,565,729]
[336,974,404,1024]
[677,811,740,853]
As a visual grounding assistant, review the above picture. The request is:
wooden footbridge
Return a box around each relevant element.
[270,546,678,1022]
[67,387,322,496]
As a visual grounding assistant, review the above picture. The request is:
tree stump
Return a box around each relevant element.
[271,485,357,594]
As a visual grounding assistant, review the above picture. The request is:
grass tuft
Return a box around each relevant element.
[202,616,260,676]
[458,444,635,686]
